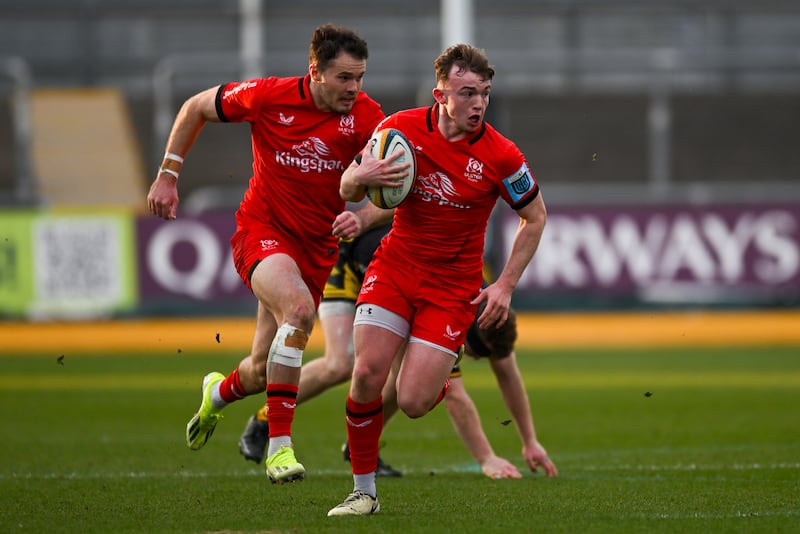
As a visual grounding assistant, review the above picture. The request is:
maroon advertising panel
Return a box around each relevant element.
[137,203,800,313]
[136,213,253,313]
[488,203,800,308]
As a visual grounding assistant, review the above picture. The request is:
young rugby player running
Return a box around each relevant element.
[147,24,407,485]
[328,43,548,516]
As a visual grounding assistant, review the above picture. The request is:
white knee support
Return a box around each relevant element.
[268,323,308,368]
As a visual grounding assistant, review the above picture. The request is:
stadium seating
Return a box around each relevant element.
[1,1,799,207]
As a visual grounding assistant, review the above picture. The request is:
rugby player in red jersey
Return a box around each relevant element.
[328,43,548,516]
[146,24,408,485]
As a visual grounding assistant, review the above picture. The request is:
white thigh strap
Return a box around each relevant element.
[353,303,410,339]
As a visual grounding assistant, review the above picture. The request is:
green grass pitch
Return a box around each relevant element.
[1,345,798,533]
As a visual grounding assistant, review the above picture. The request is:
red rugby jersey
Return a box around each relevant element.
[376,103,539,282]
[216,75,384,243]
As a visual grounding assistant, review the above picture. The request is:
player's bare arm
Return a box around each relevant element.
[473,194,546,329]
[489,353,558,477]
[339,144,410,202]
[331,202,394,240]
[147,86,222,220]
[445,377,523,479]
[354,201,394,229]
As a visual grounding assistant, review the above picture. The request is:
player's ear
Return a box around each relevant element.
[309,63,320,82]
[432,87,445,105]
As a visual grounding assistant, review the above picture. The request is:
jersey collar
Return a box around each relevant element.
[298,74,311,101]
[427,102,487,145]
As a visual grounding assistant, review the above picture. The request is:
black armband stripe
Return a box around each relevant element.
[215,84,229,122]
[511,184,539,211]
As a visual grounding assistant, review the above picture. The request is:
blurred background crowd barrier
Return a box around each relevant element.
[0,0,798,319]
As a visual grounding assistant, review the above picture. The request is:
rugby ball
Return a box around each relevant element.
[365,128,416,209]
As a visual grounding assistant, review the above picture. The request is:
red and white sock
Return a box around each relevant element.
[266,383,298,456]
[345,395,384,476]
[213,368,247,407]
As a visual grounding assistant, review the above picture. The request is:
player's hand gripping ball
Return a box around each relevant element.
[365,128,416,209]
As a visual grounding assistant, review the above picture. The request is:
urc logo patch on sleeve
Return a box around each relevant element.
[502,163,535,203]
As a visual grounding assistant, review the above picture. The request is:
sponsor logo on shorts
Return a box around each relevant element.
[360,274,378,294]
[445,324,462,340]
[260,239,279,251]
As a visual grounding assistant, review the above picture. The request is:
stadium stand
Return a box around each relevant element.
[0,1,799,207]
[29,88,145,209]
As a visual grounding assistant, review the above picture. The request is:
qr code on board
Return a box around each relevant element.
[33,217,121,301]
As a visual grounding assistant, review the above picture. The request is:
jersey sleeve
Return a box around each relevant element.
[215,79,268,123]
[498,144,539,211]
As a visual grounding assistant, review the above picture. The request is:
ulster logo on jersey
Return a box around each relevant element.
[464,158,484,182]
[339,114,355,135]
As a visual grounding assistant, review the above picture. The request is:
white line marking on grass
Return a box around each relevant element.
[3,461,798,481]
[13,471,327,480]
[557,443,800,462]
[6,369,800,391]
[580,462,800,472]
[630,509,800,520]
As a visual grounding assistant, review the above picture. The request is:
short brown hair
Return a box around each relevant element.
[309,24,369,72]
[466,302,518,360]
[478,307,517,359]
[434,43,495,85]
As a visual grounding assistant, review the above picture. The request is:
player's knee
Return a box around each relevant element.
[284,300,317,331]
[241,356,267,391]
[326,356,354,384]
[311,357,351,389]
[350,366,385,400]
[397,395,432,419]
[399,403,427,419]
